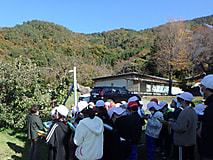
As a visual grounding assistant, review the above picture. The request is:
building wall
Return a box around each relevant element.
[140,82,146,92]
[93,77,138,92]
[94,78,127,88]
[126,80,137,92]
[93,75,182,95]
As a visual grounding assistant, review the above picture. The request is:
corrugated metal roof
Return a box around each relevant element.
[92,72,179,83]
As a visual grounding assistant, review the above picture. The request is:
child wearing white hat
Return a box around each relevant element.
[194,104,206,154]
[46,105,72,160]
[145,101,164,160]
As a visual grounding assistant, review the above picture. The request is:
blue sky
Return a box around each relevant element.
[0,0,212,34]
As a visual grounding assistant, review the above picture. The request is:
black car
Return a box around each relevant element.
[90,86,140,103]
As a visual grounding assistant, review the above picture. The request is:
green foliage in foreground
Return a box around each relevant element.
[0,57,73,131]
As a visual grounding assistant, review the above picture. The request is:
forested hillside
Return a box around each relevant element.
[0,15,213,86]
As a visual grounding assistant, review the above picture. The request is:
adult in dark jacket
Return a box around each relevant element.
[170,98,182,159]
[115,101,143,160]
[169,92,197,160]
[46,105,72,160]
[26,104,43,160]
[199,74,213,160]
[158,101,173,160]
[108,107,126,160]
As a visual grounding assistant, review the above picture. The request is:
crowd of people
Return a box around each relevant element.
[26,74,213,160]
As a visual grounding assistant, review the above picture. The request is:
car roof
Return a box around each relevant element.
[94,86,125,88]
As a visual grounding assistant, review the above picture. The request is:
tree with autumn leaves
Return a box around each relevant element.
[190,26,213,74]
[151,18,191,95]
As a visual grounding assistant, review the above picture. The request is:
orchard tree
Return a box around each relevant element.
[0,57,73,131]
[152,18,191,95]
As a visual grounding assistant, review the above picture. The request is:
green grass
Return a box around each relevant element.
[64,92,82,109]
[1,129,200,160]
[0,129,48,160]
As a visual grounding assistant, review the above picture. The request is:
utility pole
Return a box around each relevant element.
[65,67,77,106]
[73,67,77,107]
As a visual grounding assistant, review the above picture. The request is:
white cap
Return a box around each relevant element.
[77,101,88,112]
[201,74,213,89]
[88,102,94,107]
[57,105,69,117]
[158,101,168,109]
[108,107,125,119]
[138,101,143,106]
[105,102,110,107]
[146,101,160,110]
[115,103,121,107]
[50,108,57,116]
[194,104,206,115]
[121,101,127,104]
[127,96,139,103]
[96,100,105,107]
[177,92,193,102]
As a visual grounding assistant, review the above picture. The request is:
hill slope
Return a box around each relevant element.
[0,15,212,85]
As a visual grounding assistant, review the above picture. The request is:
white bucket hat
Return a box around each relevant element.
[177,92,193,102]
[77,101,88,112]
[146,101,160,110]
[158,101,168,110]
[201,74,213,89]
[108,107,125,119]
[127,96,139,103]
[194,104,206,115]
[57,105,69,117]
[96,100,105,107]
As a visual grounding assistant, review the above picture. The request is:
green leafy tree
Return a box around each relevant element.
[0,57,73,131]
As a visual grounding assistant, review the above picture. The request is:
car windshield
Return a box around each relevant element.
[119,88,128,94]
[92,88,101,93]
[103,87,113,93]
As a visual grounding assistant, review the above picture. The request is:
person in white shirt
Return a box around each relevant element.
[74,107,104,160]
[145,101,163,160]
